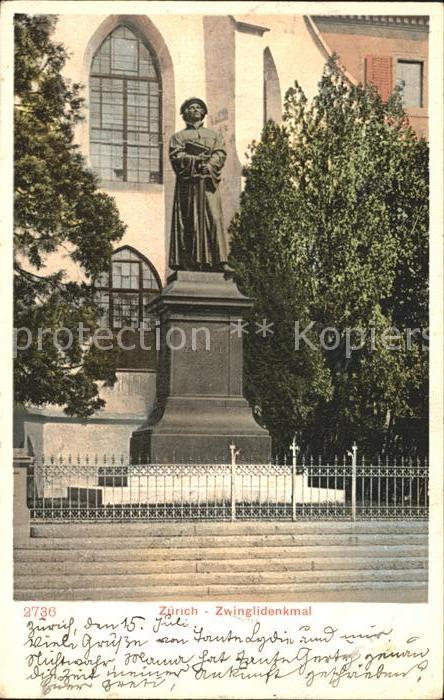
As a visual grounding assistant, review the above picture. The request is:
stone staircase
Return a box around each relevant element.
[14,520,428,602]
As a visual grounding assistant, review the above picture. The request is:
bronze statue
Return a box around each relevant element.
[169,98,228,271]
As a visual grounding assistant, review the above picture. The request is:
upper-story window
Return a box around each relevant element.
[396,60,423,108]
[90,25,162,184]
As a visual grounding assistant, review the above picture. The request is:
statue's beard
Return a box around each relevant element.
[185,112,204,124]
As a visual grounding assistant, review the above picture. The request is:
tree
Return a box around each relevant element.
[229,58,428,459]
[227,123,333,457]
[14,14,126,417]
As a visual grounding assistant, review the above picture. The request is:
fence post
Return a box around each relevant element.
[13,449,33,544]
[351,442,358,521]
[290,437,299,521]
[229,442,239,521]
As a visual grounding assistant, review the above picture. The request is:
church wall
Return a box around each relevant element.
[250,15,328,105]
[203,16,240,248]
[97,371,157,415]
[233,27,266,169]
[20,371,156,460]
[41,420,145,461]
[231,14,328,182]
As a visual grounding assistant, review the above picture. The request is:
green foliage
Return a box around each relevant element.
[229,58,428,458]
[14,14,126,417]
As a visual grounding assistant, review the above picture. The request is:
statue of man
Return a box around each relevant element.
[169,98,228,271]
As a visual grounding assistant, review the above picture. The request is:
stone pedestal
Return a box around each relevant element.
[130,271,271,463]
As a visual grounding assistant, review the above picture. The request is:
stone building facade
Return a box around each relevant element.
[311,15,429,137]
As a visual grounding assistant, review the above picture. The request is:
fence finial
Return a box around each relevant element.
[229,442,240,467]
[347,442,358,466]
[290,436,299,468]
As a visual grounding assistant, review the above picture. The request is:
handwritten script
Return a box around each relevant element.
[23,611,430,695]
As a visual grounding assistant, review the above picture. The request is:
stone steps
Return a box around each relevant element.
[29,520,427,538]
[17,532,428,550]
[15,543,427,562]
[14,556,427,576]
[14,567,427,591]
[14,520,428,602]
[14,580,427,602]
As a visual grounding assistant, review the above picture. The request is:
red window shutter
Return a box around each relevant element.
[365,56,393,102]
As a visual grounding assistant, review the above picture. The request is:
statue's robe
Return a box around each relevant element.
[169,121,228,270]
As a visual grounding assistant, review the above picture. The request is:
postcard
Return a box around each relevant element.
[1,1,442,698]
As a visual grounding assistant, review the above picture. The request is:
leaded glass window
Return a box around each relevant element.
[94,247,161,370]
[95,246,160,330]
[90,26,162,184]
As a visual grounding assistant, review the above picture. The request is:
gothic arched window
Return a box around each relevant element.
[95,246,161,369]
[90,25,162,184]
[95,246,161,329]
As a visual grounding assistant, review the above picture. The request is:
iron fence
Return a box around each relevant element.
[26,452,428,522]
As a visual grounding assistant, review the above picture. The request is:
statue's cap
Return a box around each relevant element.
[180,97,208,115]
